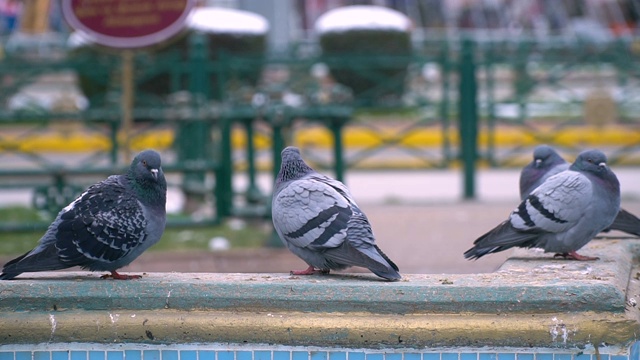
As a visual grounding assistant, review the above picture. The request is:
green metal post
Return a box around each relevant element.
[243,117,262,203]
[330,118,345,183]
[438,40,452,166]
[458,38,478,200]
[268,114,286,248]
[484,43,497,167]
[216,116,233,218]
[180,33,211,213]
[272,124,285,181]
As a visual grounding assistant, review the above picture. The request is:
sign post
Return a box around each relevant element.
[62,0,195,160]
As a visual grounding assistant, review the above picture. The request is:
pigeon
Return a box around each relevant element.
[465,149,620,261]
[0,150,167,280]
[519,145,569,200]
[271,146,401,281]
[520,144,640,237]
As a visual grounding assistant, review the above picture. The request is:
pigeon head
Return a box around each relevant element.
[532,145,565,169]
[278,146,314,182]
[129,150,167,200]
[570,149,619,186]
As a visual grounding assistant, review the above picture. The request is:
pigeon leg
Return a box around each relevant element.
[290,266,329,275]
[101,271,142,280]
[553,252,600,261]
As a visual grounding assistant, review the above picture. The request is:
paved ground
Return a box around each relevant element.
[2,168,639,275]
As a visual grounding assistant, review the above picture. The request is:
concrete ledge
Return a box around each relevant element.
[0,240,638,348]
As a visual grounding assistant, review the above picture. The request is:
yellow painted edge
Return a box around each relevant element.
[0,309,636,347]
[1,126,638,153]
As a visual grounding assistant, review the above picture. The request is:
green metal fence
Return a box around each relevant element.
[1,33,639,230]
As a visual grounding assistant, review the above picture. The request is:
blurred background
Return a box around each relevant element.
[0,0,639,275]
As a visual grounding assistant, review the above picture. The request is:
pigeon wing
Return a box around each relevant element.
[465,171,592,259]
[511,171,592,233]
[55,176,147,267]
[273,178,351,250]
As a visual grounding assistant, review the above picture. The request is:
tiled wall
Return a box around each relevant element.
[0,344,636,360]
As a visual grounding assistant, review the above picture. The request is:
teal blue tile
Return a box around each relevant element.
[311,353,327,360]
[516,355,533,360]
[349,353,365,360]
[405,355,421,360]
[35,352,51,360]
[632,341,640,360]
[218,352,234,360]
[125,351,141,360]
[0,353,13,360]
[442,354,457,360]
[610,356,626,360]
[142,351,159,360]
[330,353,346,360]
[179,352,196,360]
[535,355,552,360]
[89,352,104,360]
[423,355,439,360]
[274,352,291,360]
[160,351,177,360]
[293,352,309,360]
[386,354,401,360]
[53,352,69,360]
[237,351,252,360]
[199,351,214,360]
[367,354,383,360]
[256,351,271,360]
[69,350,87,360]
[479,354,496,360]
[574,354,590,360]
[461,354,477,360]
[106,352,122,360]
[553,355,571,360]
[498,354,515,360]
[16,353,30,360]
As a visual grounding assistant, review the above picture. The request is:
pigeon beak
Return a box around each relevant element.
[151,168,158,180]
[535,159,542,167]
[598,162,607,168]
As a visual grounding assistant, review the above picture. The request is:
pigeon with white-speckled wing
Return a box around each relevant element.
[465,149,620,261]
[0,150,167,280]
[272,146,401,281]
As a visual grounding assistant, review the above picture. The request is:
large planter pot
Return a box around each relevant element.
[155,7,269,101]
[68,7,269,105]
[315,5,412,106]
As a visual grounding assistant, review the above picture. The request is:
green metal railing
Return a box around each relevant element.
[1,33,639,231]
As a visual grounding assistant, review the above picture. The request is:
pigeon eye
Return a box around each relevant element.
[142,160,147,166]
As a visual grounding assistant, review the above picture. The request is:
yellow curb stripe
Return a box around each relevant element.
[0,126,637,153]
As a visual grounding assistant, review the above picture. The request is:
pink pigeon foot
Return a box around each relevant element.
[290,266,330,275]
[553,251,600,261]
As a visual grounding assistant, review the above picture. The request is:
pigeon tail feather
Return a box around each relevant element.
[607,208,640,237]
[464,221,540,260]
[324,242,401,281]
[0,245,67,280]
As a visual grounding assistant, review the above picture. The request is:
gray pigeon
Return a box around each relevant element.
[0,150,167,280]
[271,146,401,281]
[465,149,620,261]
[520,144,640,237]
[519,145,569,200]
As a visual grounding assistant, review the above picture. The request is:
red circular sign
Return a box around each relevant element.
[62,0,196,48]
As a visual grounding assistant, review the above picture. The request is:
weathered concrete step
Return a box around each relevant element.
[0,240,638,348]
